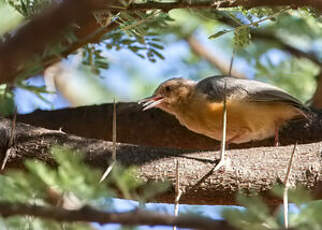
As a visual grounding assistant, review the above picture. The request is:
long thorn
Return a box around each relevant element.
[1,107,17,170]
[99,98,117,183]
[214,50,231,171]
[228,48,235,76]
[112,98,117,161]
[173,159,182,230]
[99,161,116,183]
[283,143,297,229]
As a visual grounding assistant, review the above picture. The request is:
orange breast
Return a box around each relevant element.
[175,96,301,143]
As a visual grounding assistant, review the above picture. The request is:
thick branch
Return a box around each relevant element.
[0,0,91,84]
[1,116,322,205]
[42,22,119,71]
[18,103,322,150]
[126,0,322,12]
[0,0,118,85]
[0,202,234,230]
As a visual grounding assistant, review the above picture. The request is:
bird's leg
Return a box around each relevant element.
[274,126,280,147]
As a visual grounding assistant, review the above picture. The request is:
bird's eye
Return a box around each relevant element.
[165,86,171,92]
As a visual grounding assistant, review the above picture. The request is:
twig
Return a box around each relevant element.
[112,98,117,162]
[0,202,235,230]
[99,98,117,183]
[125,1,322,12]
[209,7,290,41]
[239,8,290,30]
[283,143,297,229]
[228,49,235,76]
[117,10,160,32]
[1,107,17,170]
[173,159,183,230]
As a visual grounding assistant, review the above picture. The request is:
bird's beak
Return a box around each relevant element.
[138,95,165,111]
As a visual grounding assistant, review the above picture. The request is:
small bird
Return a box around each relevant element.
[139,75,309,146]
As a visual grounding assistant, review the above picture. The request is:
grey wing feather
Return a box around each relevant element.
[196,75,308,112]
[196,75,243,101]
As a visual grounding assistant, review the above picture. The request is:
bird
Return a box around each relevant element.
[139,75,310,168]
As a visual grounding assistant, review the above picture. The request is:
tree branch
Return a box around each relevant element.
[185,35,247,78]
[1,0,321,85]
[2,114,322,205]
[41,22,119,72]
[126,0,322,12]
[252,31,321,66]
[0,202,236,230]
[251,31,322,109]
[205,10,322,109]
[0,0,119,85]
[0,0,89,84]
[18,103,322,150]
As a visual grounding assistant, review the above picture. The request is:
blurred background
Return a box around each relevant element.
[0,1,321,229]
[1,3,321,114]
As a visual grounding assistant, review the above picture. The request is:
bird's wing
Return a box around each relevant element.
[195,75,244,102]
[196,75,308,112]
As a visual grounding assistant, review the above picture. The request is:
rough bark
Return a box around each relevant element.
[18,103,322,150]
[1,117,322,206]
[127,0,322,12]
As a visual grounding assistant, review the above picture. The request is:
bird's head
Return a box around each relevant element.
[139,78,196,114]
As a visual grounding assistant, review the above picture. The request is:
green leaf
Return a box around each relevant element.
[233,26,251,49]
[0,84,15,116]
[222,194,279,230]
[272,185,312,206]
[208,29,232,39]
[19,0,28,16]
[24,160,58,188]
[148,42,164,50]
[150,48,164,60]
